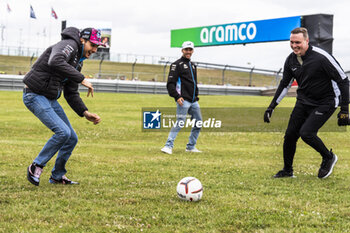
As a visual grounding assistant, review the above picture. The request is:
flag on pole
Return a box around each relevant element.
[51,7,58,19]
[30,5,36,19]
[7,3,11,13]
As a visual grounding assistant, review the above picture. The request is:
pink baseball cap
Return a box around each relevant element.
[80,28,106,47]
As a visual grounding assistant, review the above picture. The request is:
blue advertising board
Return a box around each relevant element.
[171,16,301,47]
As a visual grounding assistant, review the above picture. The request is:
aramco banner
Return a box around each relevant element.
[171,16,301,47]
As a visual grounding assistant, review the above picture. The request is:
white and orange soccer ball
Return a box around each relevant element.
[176,177,203,202]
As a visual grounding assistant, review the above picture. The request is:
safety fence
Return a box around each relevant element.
[0,45,177,65]
[0,45,279,87]
[0,75,267,96]
[1,45,349,88]
[159,61,282,87]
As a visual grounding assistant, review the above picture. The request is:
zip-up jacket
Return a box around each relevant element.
[167,56,199,102]
[268,45,349,110]
[23,27,88,117]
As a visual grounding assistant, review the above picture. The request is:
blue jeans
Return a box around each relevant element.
[165,100,202,149]
[23,92,78,180]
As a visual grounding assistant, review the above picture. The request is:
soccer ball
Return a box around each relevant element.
[176,177,203,202]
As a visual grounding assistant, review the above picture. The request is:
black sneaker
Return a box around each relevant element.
[27,163,43,186]
[318,151,338,179]
[49,175,79,185]
[273,169,296,178]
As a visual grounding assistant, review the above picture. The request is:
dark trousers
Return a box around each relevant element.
[283,101,336,171]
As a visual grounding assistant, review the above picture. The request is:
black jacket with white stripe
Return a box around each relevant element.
[269,45,349,110]
[166,56,199,103]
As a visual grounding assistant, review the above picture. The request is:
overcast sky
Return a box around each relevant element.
[0,0,349,71]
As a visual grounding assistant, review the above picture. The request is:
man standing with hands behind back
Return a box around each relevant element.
[161,41,202,155]
[264,27,349,179]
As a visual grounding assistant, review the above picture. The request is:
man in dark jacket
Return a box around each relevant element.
[23,27,103,186]
[264,27,349,179]
[161,41,202,155]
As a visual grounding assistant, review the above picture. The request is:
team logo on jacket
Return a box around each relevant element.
[183,64,188,69]
[62,45,74,58]
[171,64,176,71]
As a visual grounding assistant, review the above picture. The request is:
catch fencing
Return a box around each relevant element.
[1,46,349,88]
[0,45,280,87]
[0,45,177,65]
[0,74,266,96]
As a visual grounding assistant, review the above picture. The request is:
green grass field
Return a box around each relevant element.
[1,91,350,232]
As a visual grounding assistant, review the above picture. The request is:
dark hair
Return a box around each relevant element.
[291,27,309,39]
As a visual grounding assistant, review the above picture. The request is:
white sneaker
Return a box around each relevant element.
[161,146,172,155]
[185,148,202,153]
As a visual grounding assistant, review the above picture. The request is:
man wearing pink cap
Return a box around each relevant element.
[23,27,104,186]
